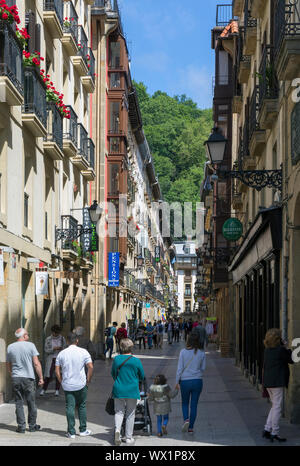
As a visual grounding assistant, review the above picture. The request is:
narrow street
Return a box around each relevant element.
[1,337,300,447]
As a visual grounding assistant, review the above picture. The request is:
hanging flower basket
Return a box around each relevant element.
[0,1,20,24]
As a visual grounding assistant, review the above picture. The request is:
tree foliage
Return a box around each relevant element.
[133,81,212,206]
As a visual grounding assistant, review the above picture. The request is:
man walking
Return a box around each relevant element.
[157,320,164,349]
[55,333,93,439]
[191,322,209,349]
[6,328,44,433]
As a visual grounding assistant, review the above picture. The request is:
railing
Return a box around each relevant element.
[45,102,63,149]
[216,4,234,26]
[61,215,78,250]
[77,123,88,157]
[76,26,89,67]
[63,105,78,147]
[85,138,95,169]
[258,45,279,109]
[244,0,257,39]
[63,1,78,43]
[0,21,23,96]
[249,85,260,140]
[44,0,64,26]
[87,48,95,82]
[275,0,300,58]
[23,66,47,129]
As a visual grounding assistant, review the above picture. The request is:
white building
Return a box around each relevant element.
[173,241,197,314]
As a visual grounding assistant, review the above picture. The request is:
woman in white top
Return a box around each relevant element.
[40,325,66,396]
[175,333,206,434]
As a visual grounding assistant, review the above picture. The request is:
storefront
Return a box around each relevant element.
[229,207,282,385]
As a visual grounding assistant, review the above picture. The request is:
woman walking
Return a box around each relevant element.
[111,338,145,446]
[40,325,66,396]
[262,328,293,442]
[136,323,146,350]
[175,333,206,434]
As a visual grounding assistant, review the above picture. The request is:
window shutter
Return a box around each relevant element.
[25,11,36,54]
[35,23,41,55]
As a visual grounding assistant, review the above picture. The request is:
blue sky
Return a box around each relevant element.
[118,0,224,109]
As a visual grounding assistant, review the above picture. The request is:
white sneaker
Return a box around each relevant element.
[114,430,121,445]
[182,420,189,433]
[55,390,59,396]
[126,438,135,445]
[79,430,92,436]
[40,390,45,396]
[66,433,75,439]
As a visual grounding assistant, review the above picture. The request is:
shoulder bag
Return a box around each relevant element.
[179,352,196,383]
[105,355,133,415]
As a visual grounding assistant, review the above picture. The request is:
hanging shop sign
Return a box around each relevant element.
[36,270,49,295]
[82,207,98,253]
[108,252,120,287]
[222,218,243,241]
[0,250,4,285]
[155,246,161,263]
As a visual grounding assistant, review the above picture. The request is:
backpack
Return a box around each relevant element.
[104,327,111,337]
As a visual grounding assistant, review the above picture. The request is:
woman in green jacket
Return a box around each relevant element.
[111,338,145,446]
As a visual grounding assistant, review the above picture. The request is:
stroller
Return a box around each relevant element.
[121,378,152,437]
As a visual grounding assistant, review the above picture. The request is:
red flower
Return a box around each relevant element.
[1,12,8,19]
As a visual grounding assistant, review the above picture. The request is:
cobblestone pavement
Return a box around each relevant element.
[0,337,300,447]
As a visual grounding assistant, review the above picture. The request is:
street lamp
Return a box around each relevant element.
[204,127,282,192]
[137,255,145,268]
[88,200,103,223]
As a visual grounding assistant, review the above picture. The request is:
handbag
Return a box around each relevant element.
[105,356,133,415]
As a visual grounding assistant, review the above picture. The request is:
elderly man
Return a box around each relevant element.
[55,332,93,439]
[6,328,44,433]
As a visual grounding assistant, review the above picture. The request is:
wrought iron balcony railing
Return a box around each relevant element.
[85,138,95,170]
[63,0,78,43]
[275,0,300,58]
[77,123,88,157]
[23,66,47,129]
[63,105,78,147]
[44,0,64,26]
[45,102,63,149]
[249,85,261,140]
[258,45,279,108]
[0,20,23,97]
[216,3,235,26]
[87,48,95,82]
[76,26,89,66]
[244,0,257,35]
[60,215,78,250]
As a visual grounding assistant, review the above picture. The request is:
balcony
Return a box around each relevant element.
[81,48,96,93]
[216,4,235,26]
[61,1,78,56]
[0,21,23,106]
[71,123,89,169]
[249,85,266,158]
[275,0,300,80]
[43,0,64,39]
[63,105,78,157]
[22,67,47,137]
[238,55,251,83]
[71,26,89,77]
[81,138,96,180]
[60,215,78,262]
[258,46,279,129]
[233,65,243,114]
[43,103,64,160]
[243,0,257,55]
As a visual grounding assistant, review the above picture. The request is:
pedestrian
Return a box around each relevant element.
[262,328,294,442]
[183,320,188,341]
[6,328,44,433]
[152,321,158,348]
[73,326,96,362]
[175,333,206,434]
[111,338,145,446]
[55,332,94,439]
[148,374,178,437]
[40,324,66,396]
[116,323,128,353]
[191,322,208,349]
[174,320,180,343]
[136,323,146,350]
[157,320,164,349]
[146,322,154,349]
[104,322,118,359]
[167,319,174,345]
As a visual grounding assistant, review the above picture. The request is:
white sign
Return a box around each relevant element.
[36,271,48,295]
[0,250,4,285]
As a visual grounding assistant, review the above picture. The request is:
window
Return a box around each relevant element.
[185,284,191,297]
[108,163,120,196]
[110,73,121,89]
[110,102,120,133]
[24,193,29,228]
[110,42,121,68]
[185,301,191,312]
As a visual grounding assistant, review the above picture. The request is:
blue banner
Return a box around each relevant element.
[108,252,120,287]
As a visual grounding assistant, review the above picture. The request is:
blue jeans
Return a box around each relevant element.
[180,379,203,429]
[148,336,153,348]
[157,414,169,433]
[104,338,114,358]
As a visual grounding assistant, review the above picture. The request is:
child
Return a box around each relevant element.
[148,374,178,437]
